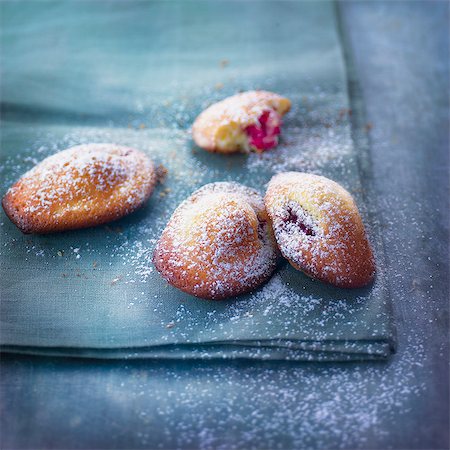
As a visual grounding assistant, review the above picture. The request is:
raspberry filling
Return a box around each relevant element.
[285,206,315,236]
[244,110,281,151]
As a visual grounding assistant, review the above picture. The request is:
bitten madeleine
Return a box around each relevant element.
[2,143,157,234]
[192,90,291,154]
[265,172,375,288]
[153,182,279,300]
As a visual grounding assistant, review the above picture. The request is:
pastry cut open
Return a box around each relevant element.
[192,91,291,154]
[265,172,376,288]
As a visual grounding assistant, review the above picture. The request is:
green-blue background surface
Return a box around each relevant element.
[1,1,448,449]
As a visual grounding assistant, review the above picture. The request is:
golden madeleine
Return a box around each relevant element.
[2,143,156,234]
[153,182,278,300]
[192,91,291,154]
[265,172,375,288]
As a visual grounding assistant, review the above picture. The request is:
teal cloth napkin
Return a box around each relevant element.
[0,0,395,361]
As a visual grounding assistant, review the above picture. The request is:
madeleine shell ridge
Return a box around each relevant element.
[2,143,157,234]
[153,181,279,300]
[264,172,376,288]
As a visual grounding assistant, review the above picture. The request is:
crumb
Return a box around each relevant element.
[220,59,229,68]
[338,108,352,118]
[156,164,168,184]
[111,276,123,285]
[159,187,171,198]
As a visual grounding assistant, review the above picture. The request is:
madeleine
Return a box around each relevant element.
[192,91,291,154]
[265,172,375,288]
[153,182,278,299]
[2,143,157,233]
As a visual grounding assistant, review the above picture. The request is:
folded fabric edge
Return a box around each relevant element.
[0,338,395,354]
[1,340,394,361]
[0,338,394,351]
[335,0,398,353]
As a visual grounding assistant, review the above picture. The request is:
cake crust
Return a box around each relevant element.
[153,182,279,300]
[2,143,157,234]
[265,172,375,288]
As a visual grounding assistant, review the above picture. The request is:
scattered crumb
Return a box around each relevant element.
[338,108,352,118]
[111,276,123,286]
[159,187,172,198]
[156,164,168,184]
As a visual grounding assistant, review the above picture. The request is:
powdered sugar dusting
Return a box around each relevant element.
[246,92,354,176]
[3,143,156,233]
[265,172,375,288]
[112,333,424,450]
[153,182,278,299]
